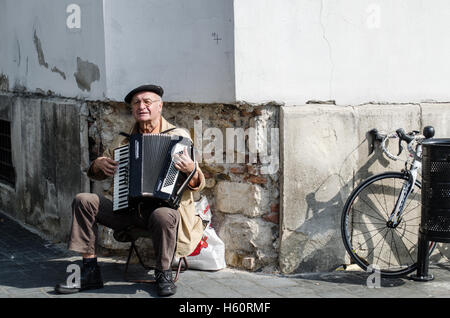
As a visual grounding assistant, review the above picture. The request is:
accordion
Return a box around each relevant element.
[112,133,196,212]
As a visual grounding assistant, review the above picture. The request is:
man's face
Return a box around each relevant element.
[130,91,162,124]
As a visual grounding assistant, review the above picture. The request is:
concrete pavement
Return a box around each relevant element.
[1,211,450,299]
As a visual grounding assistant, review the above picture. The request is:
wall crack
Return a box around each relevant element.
[319,0,334,100]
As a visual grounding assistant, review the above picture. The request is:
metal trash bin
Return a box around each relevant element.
[412,138,450,281]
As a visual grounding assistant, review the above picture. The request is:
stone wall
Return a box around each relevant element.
[87,100,281,272]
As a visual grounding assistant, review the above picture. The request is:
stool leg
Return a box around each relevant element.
[123,241,156,284]
[173,257,188,283]
[133,242,152,271]
[124,242,135,281]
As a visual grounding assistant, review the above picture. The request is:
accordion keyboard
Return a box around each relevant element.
[113,145,130,211]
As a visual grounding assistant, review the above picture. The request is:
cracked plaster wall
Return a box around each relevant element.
[0,0,235,103]
[234,0,450,105]
[4,1,450,106]
[0,0,106,100]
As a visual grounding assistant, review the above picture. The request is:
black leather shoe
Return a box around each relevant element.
[54,264,104,294]
[155,269,177,297]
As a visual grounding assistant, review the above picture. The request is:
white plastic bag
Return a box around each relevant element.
[185,222,226,271]
[174,196,226,271]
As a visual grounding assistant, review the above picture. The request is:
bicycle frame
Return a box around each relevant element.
[341,126,437,277]
[388,143,422,227]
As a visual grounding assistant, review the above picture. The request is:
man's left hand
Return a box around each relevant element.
[173,147,195,174]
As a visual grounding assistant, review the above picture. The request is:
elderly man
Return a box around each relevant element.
[55,84,205,296]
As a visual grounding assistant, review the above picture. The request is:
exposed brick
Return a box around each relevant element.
[262,212,279,224]
[252,109,263,116]
[246,164,259,175]
[246,175,267,184]
[270,204,279,213]
[230,166,246,174]
[240,110,253,117]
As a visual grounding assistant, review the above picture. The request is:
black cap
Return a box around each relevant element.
[124,84,164,104]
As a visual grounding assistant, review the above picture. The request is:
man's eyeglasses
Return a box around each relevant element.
[131,98,161,108]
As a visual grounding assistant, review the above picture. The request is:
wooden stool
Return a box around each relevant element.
[113,226,188,283]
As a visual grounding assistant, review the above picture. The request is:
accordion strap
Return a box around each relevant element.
[160,127,176,134]
[119,127,176,139]
[119,132,131,138]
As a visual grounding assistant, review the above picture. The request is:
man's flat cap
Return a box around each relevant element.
[124,84,164,104]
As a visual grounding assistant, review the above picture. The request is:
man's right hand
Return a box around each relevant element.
[92,157,118,177]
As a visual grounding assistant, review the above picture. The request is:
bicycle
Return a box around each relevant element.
[341,126,437,277]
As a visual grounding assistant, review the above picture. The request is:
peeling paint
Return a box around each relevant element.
[33,30,48,69]
[32,30,67,81]
[51,66,66,80]
[15,38,21,66]
[74,57,100,92]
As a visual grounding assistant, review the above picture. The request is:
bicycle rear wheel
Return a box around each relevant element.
[341,172,436,277]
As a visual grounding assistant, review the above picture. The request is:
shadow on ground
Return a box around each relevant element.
[0,256,165,297]
[291,271,406,288]
[0,211,162,297]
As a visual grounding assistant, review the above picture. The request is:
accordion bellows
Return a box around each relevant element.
[113,134,196,212]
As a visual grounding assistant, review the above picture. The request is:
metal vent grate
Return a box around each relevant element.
[0,120,15,187]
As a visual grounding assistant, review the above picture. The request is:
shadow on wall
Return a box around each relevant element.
[297,131,448,272]
[294,132,381,272]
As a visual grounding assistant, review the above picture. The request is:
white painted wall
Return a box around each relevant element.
[234,0,450,105]
[0,0,106,100]
[103,0,235,103]
[2,0,450,105]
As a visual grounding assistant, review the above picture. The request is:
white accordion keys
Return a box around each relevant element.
[113,145,130,212]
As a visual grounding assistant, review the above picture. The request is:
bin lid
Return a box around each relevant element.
[422,138,450,146]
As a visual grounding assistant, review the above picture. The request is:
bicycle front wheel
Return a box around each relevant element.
[341,172,436,277]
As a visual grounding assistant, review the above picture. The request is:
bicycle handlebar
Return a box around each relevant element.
[395,128,415,144]
[370,127,432,162]
[381,132,403,161]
